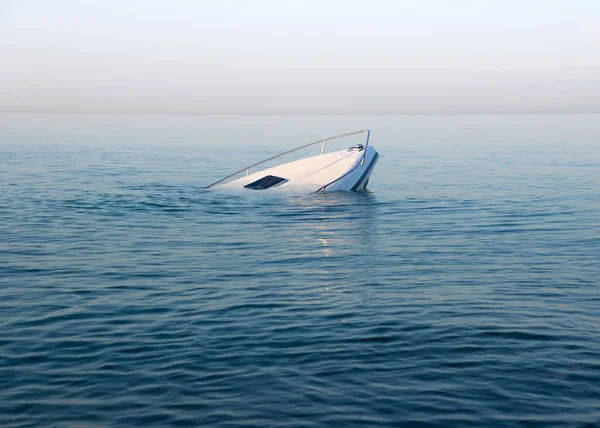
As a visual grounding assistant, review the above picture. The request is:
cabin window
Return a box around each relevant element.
[244,175,288,190]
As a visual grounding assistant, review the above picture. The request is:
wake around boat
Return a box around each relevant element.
[206,129,379,194]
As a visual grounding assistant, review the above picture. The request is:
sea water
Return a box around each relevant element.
[1,114,599,427]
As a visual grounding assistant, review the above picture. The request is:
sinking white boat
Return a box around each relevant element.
[206,129,379,193]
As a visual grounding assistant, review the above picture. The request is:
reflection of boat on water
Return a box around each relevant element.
[205,129,379,193]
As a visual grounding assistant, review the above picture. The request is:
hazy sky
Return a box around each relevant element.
[1,0,599,114]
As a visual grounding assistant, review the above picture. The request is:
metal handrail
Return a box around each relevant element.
[205,129,370,189]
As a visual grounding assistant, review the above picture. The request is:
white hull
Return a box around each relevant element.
[207,130,379,194]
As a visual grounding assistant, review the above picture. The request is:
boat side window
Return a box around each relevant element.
[244,175,288,190]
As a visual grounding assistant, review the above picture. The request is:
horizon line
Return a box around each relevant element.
[1,111,600,116]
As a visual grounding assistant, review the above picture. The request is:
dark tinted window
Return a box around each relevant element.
[244,175,288,190]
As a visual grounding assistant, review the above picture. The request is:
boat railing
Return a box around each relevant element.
[205,129,370,189]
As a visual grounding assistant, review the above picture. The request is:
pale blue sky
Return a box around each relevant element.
[1,0,599,113]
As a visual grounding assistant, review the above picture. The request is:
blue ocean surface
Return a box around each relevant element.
[1,114,599,427]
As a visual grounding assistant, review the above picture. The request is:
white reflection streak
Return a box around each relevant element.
[318,237,332,257]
